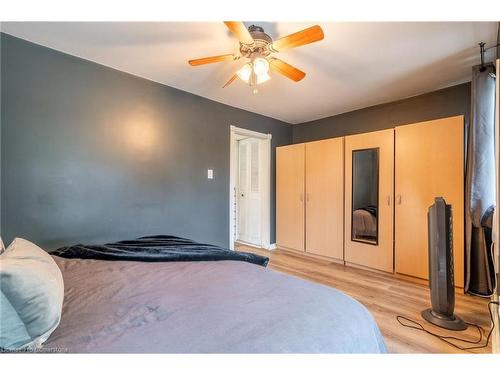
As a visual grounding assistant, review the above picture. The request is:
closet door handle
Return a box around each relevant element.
[387,195,391,206]
[397,194,402,205]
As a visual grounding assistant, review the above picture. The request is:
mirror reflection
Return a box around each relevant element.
[352,148,379,244]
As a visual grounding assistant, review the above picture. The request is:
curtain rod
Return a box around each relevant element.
[479,42,500,71]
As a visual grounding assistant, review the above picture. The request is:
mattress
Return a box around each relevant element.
[45,257,387,353]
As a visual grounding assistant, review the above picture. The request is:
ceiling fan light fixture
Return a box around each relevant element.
[253,57,270,76]
[256,72,271,84]
[236,63,252,83]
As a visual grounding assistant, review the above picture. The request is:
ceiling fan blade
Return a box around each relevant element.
[188,54,235,66]
[271,25,324,52]
[269,58,306,82]
[224,21,254,46]
[222,74,238,88]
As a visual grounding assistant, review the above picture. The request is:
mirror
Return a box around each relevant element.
[351,148,379,245]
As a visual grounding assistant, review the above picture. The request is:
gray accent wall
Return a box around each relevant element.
[0,33,291,250]
[292,83,471,143]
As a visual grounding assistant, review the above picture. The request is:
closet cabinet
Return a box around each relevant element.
[395,116,464,287]
[276,138,344,260]
[305,138,344,260]
[344,129,394,273]
[276,115,464,284]
[276,143,305,251]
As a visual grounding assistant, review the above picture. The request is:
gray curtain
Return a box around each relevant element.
[465,63,497,296]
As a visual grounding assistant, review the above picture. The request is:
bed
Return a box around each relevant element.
[41,236,387,353]
[352,207,377,240]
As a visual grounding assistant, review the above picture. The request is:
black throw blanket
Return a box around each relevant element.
[52,235,269,267]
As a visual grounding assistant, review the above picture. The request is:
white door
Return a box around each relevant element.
[238,138,261,245]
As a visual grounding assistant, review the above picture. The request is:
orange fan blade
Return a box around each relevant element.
[188,54,235,66]
[271,25,324,52]
[269,58,306,82]
[222,74,238,88]
[224,21,254,46]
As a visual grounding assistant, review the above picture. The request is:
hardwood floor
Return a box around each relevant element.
[235,243,493,354]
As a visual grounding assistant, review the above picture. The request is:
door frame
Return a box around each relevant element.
[229,125,272,250]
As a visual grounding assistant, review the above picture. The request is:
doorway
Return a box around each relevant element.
[229,125,271,250]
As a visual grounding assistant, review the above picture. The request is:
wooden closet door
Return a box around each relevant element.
[305,138,344,260]
[276,143,305,251]
[395,116,464,287]
[344,129,394,272]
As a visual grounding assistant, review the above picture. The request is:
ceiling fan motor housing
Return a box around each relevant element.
[240,25,273,57]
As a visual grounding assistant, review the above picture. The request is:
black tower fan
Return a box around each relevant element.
[421,197,467,331]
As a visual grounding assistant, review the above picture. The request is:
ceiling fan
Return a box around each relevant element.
[188,22,324,90]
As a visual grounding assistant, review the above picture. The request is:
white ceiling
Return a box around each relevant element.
[1,22,498,124]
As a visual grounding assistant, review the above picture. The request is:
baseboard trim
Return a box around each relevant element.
[234,241,276,251]
[234,240,261,249]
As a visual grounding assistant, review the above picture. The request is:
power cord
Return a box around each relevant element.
[396,301,500,351]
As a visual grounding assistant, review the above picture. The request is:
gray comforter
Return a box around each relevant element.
[46,257,387,353]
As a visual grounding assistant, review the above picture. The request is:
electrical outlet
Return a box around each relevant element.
[207,169,213,179]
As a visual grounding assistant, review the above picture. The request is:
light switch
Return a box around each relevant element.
[207,169,214,179]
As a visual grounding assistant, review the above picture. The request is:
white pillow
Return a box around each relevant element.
[0,238,64,350]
